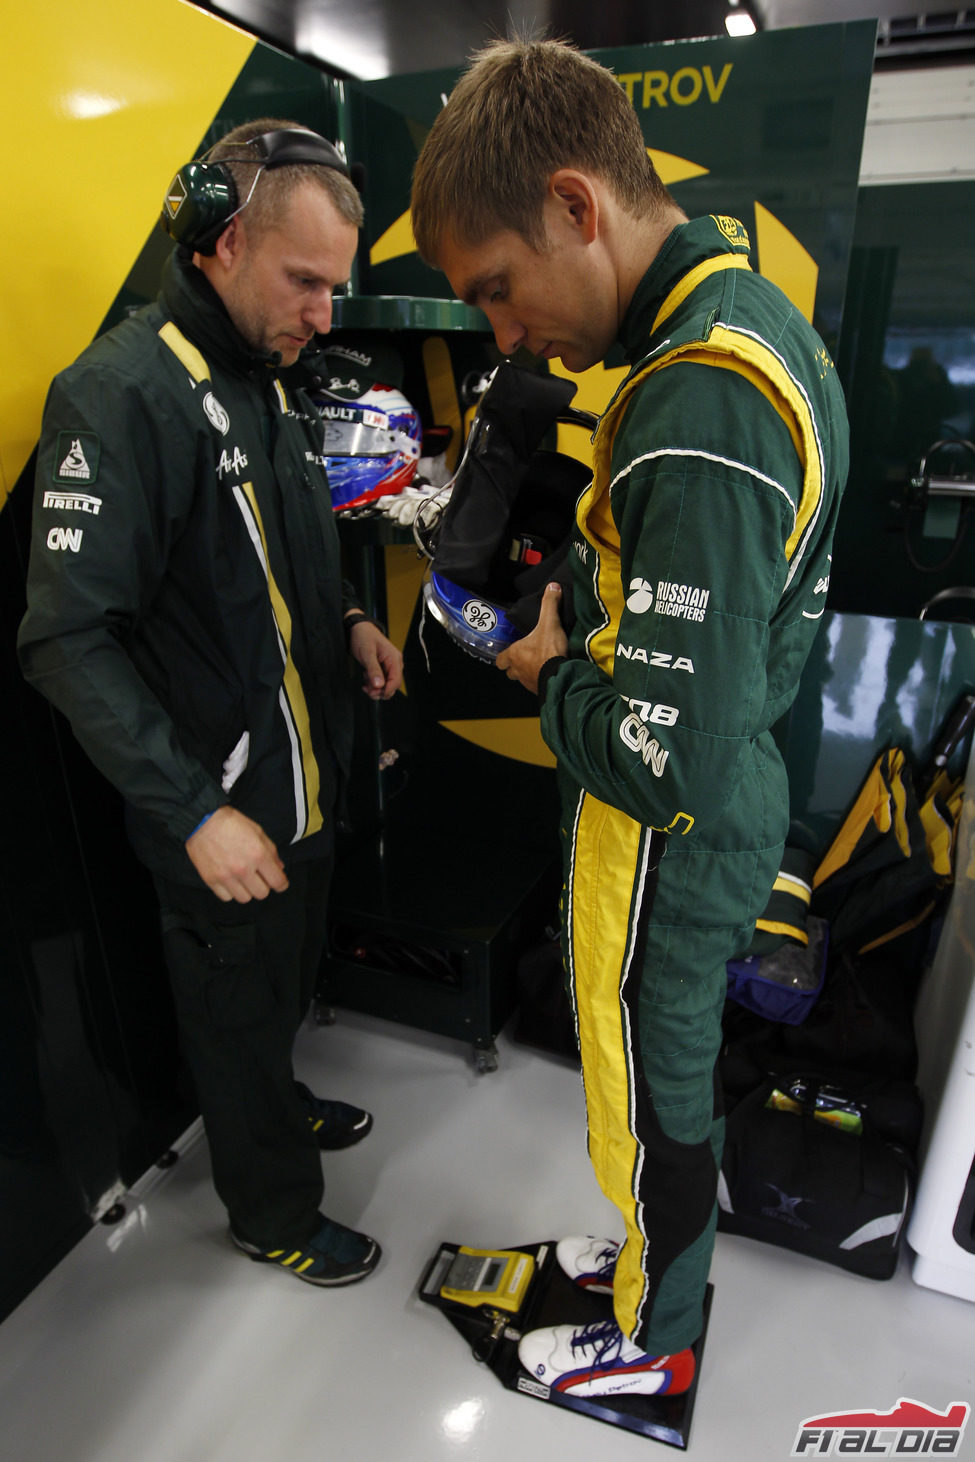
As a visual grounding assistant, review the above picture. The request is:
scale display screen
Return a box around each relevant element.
[440,1247,535,1313]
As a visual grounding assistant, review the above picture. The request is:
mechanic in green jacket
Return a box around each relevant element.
[411,39,848,1398]
[18,120,402,1287]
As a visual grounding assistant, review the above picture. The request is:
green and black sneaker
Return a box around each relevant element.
[295,1080,374,1150]
[231,1215,381,1286]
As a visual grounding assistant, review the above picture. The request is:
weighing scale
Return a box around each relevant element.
[418,1239,711,1447]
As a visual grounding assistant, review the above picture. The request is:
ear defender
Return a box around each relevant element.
[159,128,351,255]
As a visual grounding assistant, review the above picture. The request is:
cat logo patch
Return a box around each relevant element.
[53,431,100,486]
[712,215,750,251]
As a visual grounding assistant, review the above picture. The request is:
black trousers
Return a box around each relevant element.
[153,856,333,1249]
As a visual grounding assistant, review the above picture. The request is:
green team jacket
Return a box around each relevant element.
[18,250,358,883]
[540,214,849,936]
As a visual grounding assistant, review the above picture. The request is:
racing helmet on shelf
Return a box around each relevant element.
[308,340,422,511]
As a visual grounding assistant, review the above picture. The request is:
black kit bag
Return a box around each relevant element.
[776,746,963,1079]
[717,1069,920,1279]
[724,742,964,1083]
[774,942,921,1078]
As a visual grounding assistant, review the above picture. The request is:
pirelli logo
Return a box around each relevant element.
[43,490,102,515]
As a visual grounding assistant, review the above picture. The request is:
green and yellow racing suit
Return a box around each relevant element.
[539,215,849,1352]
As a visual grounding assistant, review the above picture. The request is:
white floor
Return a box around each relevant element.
[0,1010,972,1462]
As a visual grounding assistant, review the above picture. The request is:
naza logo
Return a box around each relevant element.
[792,1399,969,1456]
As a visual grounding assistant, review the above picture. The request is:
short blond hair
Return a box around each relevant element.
[411,38,673,261]
[210,117,364,235]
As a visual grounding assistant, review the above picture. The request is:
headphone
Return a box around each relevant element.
[160,127,351,255]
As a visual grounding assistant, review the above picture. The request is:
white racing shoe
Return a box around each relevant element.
[555,1235,621,1295]
[518,1318,696,1398]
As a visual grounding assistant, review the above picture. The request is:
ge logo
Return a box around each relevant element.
[203,392,230,435]
[626,577,654,613]
[463,599,498,632]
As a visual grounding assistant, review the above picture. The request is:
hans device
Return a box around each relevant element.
[160,127,351,255]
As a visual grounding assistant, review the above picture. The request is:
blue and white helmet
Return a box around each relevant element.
[414,362,597,664]
[422,572,522,664]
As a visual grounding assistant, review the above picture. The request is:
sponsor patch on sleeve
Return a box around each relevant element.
[53,431,100,486]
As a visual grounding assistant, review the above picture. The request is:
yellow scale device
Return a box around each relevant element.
[423,1243,541,1364]
[439,1246,536,1313]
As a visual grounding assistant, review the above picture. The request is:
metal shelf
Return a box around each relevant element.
[333,294,490,332]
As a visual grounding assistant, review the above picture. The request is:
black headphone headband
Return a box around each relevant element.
[225,128,350,175]
[160,126,351,255]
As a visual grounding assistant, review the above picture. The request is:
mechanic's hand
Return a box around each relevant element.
[496,581,568,695]
[185,805,289,903]
[348,618,404,700]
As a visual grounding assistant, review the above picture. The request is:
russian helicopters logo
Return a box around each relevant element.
[791,1399,969,1456]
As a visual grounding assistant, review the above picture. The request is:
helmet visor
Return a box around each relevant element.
[321,407,402,458]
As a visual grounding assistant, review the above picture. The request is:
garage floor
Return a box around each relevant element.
[0,1010,971,1462]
